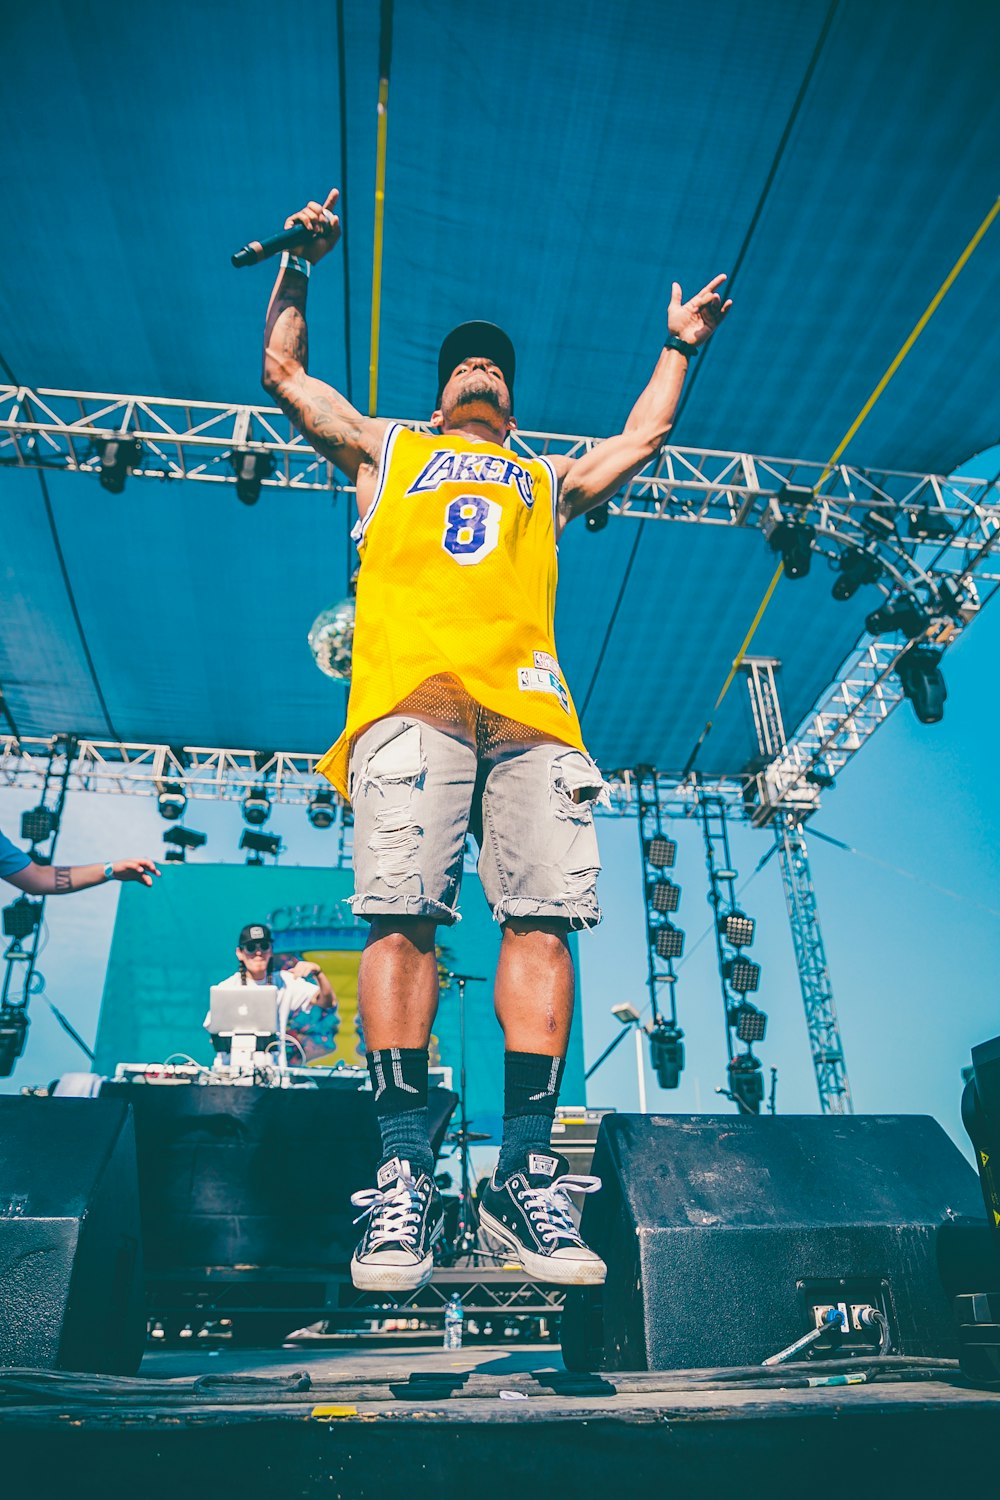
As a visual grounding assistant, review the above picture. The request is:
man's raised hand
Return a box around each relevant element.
[668,274,732,348]
[283,188,342,264]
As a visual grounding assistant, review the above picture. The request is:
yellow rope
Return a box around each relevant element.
[816,193,1000,491]
[682,191,1000,768]
[368,74,389,418]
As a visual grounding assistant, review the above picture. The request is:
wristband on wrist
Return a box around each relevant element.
[103,862,115,881]
[664,333,699,357]
[280,251,311,278]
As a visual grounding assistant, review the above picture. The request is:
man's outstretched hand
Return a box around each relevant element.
[668,275,732,347]
[283,188,342,264]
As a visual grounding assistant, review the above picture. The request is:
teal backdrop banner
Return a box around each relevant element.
[95,864,586,1140]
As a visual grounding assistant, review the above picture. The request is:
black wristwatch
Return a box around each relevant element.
[664,333,699,358]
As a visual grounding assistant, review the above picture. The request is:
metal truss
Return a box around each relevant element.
[773,812,853,1115]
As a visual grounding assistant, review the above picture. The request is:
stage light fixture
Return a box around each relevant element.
[20,806,56,844]
[907,507,953,542]
[934,576,975,622]
[240,829,281,865]
[0,1006,29,1078]
[728,1051,765,1114]
[865,593,930,640]
[806,761,836,789]
[897,646,947,725]
[96,433,142,494]
[832,546,882,602]
[584,501,610,533]
[652,921,685,960]
[645,834,677,869]
[230,447,276,506]
[242,785,272,826]
[649,1020,685,1090]
[163,826,207,860]
[724,956,761,994]
[308,788,337,830]
[156,781,187,821]
[776,483,814,509]
[719,910,755,947]
[768,519,815,579]
[731,1003,768,1044]
[2,897,42,941]
[648,878,681,914]
[859,509,897,543]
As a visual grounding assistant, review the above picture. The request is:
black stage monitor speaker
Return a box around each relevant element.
[561,1113,988,1371]
[0,1096,144,1373]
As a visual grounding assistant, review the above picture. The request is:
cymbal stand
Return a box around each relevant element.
[445,970,486,1258]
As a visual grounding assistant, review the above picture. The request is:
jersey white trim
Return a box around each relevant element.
[353,421,404,544]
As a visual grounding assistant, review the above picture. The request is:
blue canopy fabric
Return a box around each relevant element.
[1,0,998,774]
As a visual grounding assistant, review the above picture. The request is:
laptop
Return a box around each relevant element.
[207,985,279,1037]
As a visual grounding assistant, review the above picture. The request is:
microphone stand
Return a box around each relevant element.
[443,970,487,1257]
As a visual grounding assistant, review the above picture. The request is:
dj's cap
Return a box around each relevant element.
[436,321,516,407]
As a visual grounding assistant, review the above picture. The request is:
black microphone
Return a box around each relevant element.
[231,223,325,269]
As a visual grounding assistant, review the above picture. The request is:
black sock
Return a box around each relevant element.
[366,1047,434,1179]
[496,1050,565,1184]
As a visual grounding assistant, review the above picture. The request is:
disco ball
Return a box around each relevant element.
[308,598,355,682]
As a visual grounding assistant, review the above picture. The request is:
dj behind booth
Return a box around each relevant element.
[207,920,340,1067]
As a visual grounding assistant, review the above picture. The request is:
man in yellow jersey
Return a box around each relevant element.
[262,189,731,1292]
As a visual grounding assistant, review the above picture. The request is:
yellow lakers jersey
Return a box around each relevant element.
[317,423,587,798]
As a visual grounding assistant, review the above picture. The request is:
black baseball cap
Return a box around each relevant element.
[238,922,272,948]
[436,321,516,407]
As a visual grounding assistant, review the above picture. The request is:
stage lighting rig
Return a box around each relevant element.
[647,877,681,914]
[860,509,897,543]
[865,592,930,640]
[731,1003,768,1045]
[240,829,281,865]
[723,956,761,994]
[20,806,56,844]
[806,761,836,789]
[907,506,953,542]
[0,1006,29,1078]
[3,897,42,942]
[584,501,609,533]
[767,518,815,579]
[230,447,276,506]
[162,826,207,864]
[645,834,677,869]
[728,1051,765,1114]
[95,433,142,494]
[242,784,272,826]
[652,921,684,960]
[897,646,947,724]
[718,910,755,947]
[308,788,337,829]
[649,1019,685,1089]
[156,780,187,821]
[832,546,882,601]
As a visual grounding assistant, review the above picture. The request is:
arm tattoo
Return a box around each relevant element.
[54,866,72,892]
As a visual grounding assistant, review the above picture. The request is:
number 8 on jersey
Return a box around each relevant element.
[441,495,501,566]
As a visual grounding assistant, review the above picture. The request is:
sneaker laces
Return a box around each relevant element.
[517,1174,601,1247]
[351,1176,424,1249]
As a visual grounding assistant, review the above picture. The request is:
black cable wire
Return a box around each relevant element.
[670,0,841,434]
[576,2,840,723]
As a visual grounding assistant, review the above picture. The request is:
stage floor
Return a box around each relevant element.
[2,1341,999,1498]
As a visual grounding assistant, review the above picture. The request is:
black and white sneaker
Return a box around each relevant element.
[350,1156,444,1292]
[477,1150,607,1285]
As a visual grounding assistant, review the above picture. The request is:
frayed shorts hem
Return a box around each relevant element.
[349,893,460,926]
[490,895,602,932]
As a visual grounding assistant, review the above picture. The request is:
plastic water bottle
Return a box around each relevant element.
[443,1293,464,1350]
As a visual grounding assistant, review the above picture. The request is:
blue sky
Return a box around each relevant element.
[2,457,997,1164]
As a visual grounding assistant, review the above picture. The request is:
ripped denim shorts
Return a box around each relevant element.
[347,715,607,929]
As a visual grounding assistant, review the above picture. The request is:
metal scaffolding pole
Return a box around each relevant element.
[773,811,853,1115]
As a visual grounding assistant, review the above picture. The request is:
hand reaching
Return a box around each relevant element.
[668,275,732,348]
[283,187,342,264]
[112,859,160,887]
